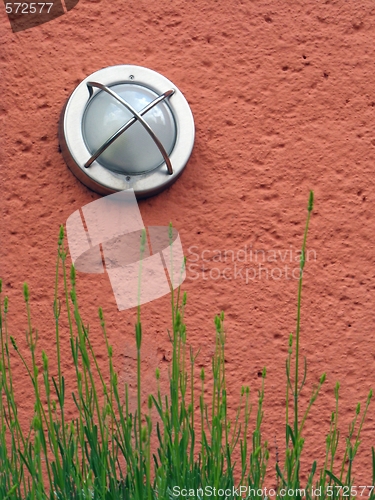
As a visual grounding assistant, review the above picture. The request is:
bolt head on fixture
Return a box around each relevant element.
[59,65,195,197]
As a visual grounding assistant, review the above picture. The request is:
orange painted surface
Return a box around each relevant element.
[1,0,375,484]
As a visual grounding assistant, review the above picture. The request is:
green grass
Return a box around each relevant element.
[0,191,373,499]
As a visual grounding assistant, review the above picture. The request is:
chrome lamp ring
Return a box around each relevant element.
[59,65,195,198]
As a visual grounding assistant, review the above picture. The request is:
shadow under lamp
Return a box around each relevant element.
[59,65,195,197]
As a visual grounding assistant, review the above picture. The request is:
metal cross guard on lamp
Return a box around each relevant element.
[84,82,174,175]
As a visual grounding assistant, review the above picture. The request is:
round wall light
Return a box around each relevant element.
[59,65,195,197]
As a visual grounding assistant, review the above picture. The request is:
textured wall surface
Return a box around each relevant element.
[1,0,375,483]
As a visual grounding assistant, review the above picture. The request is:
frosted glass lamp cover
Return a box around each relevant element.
[59,65,195,198]
[83,84,177,175]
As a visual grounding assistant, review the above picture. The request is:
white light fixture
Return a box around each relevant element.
[59,65,195,197]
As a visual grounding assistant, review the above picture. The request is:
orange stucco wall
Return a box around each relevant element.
[1,0,375,483]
